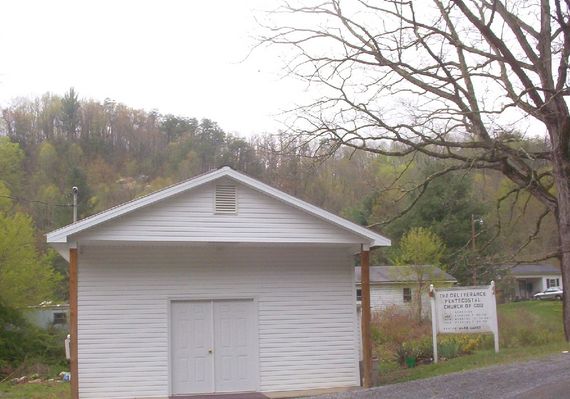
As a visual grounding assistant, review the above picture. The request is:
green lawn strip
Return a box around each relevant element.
[379,342,570,385]
[500,301,563,328]
[0,382,70,399]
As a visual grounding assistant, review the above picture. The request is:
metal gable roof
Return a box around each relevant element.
[46,167,391,247]
[506,263,561,276]
[355,265,457,283]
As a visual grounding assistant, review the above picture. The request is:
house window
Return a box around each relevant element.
[403,287,412,303]
[53,312,67,325]
[547,278,560,288]
[356,288,362,301]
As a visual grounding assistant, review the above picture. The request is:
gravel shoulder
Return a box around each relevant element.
[305,353,570,399]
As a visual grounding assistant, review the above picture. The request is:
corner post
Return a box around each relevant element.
[69,246,79,399]
[360,244,372,388]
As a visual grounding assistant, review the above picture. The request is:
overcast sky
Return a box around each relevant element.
[0,0,302,136]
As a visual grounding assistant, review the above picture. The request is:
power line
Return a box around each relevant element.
[0,195,73,208]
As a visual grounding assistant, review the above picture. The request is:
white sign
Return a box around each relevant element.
[430,282,499,363]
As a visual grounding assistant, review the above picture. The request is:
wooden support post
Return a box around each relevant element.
[69,247,79,399]
[360,245,372,388]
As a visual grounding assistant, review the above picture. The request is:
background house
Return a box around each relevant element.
[24,302,69,330]
[354,265,456,360]
[47,167,390,399]
[503,263,563,300]
[355,265,457,313]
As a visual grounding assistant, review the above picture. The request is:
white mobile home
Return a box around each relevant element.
[355,266,457,313]
[25,302,69,330]
[47,167,390,399]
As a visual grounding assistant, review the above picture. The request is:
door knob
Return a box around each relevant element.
[208,348,213,354]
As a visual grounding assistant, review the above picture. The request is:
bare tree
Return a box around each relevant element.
[261,0,570,340]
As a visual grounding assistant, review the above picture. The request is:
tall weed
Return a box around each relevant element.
[0,303,66,378]
[499,307,560,348]
[372,305,431,347]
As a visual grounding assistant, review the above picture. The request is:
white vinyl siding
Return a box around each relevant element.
[370,284,416,312]
[369,283,456,313]
[544,275,563,290]
[73,180,363,245]
[77,245,359,399]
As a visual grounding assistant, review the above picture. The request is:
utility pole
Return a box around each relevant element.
[72,187,78,223]
[471,214,483,285]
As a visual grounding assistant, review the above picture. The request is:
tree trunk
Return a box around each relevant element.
[550,118,570,342]
[416,281,423,323]
[560,224,570,342]
[555,176,570,341]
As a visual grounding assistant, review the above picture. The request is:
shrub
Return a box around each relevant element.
[414,336,434,361]
[393,342,413,365]
[0,302,66,378]
[393,336,433,365]
[393,334,489,365]
[450,334,481,355]
[438,339,461,360]
[372,306,431,346]
[371,325,382,345]
[462,336,482,354]
[372,306,432,365]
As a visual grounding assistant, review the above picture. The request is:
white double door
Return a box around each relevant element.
[171,299,257,395]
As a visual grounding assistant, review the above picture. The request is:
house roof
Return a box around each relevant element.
[46,167,391,247]
[506,263,561,276]
[355,265,457,284]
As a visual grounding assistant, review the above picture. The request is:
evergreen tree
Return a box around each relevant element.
[60,87,81,140]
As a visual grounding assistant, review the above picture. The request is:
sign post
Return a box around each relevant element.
[430,281,499,363]
[429,284,438,363]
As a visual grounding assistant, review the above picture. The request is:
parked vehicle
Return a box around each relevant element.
[533,287,563,300]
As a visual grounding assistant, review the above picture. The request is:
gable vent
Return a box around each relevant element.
[215,184,237,214]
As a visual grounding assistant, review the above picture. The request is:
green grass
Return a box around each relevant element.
[378,301,568,385]
[379,342,570,385]
[0,382,70,399]
[499,300,564,331]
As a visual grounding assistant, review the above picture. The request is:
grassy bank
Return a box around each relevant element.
[0,382,69,399]
[499,301,563,332]
[380,342,570,385]
[377,300,567,385]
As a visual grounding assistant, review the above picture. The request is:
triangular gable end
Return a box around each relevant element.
[47,167,390,247]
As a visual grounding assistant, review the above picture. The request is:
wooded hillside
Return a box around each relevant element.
[0,89,558,306]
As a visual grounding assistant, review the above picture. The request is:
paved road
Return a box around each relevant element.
[306,353,570,399]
